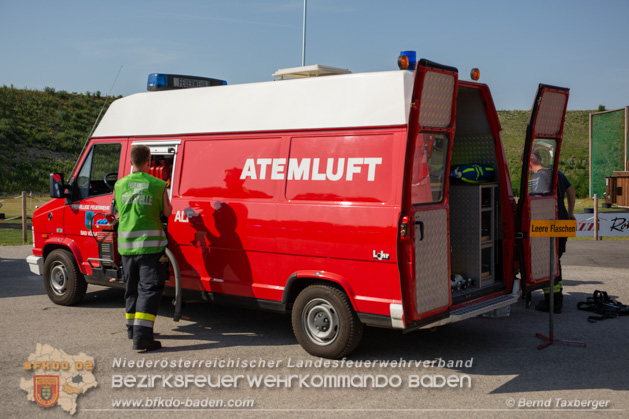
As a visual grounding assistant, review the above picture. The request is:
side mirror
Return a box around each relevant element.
[49,173,68,198]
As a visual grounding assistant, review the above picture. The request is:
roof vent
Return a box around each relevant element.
[272,64,351,80]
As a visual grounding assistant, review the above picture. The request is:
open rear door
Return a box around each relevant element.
[401,59,458,327]
[517,84,569,291]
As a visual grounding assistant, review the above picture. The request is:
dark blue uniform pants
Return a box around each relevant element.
[122,252,166,343]
[543,237,566,295]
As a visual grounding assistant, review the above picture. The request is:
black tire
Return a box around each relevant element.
[291,284,363,359]
[43,249,87,306]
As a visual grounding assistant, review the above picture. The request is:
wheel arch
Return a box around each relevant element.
[43,239,86,275]
[282,270,357,310]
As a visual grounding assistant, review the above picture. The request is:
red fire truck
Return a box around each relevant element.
[27,53,569,358]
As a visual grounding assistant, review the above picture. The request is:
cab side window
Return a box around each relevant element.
[76,143,122,200]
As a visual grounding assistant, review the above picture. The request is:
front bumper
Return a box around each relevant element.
[26,255,43,276]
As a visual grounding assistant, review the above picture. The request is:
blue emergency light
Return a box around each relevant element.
[147,73,227,91]
[398,50,417,71]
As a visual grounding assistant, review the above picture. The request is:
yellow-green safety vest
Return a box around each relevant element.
[114,171,167,255]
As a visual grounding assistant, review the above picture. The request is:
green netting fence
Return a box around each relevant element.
[590,107,627,197]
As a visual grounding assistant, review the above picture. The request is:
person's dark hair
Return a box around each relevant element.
[131,145,151,167]
[523,149,543,165]
[532,149,543,163]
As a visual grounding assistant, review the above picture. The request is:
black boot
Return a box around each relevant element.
[133,340,162,351]
[555,292,563,310]
[535,293,562,314]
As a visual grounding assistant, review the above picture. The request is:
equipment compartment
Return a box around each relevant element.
[449,183,499,299]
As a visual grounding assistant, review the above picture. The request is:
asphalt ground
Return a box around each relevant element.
[1,240,628,418]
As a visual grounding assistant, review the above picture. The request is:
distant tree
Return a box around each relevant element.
[598,105,606,112]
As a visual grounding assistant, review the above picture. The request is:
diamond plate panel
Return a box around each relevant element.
[450,135,498,167]
[530,198,559,280]
[419,72,455,128]
[414,209,450,314]
[535,91,567,137]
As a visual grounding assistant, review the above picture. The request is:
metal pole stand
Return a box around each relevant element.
[535,237,587,350]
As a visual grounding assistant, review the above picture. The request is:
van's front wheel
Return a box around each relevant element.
[43,249,87,306]
[292,284,363,359]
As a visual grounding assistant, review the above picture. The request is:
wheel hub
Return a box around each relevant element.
[303,298,339,346]
[50,263,68,296]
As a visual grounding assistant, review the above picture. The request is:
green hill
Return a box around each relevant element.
[0,86,119,193]
[0,86,591,196]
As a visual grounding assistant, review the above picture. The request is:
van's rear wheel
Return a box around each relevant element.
[292,284,363,359]
[43,249,87,306]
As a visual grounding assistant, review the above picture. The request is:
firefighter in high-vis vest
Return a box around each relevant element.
[115,145,172,351]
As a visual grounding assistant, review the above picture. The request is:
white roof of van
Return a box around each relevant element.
[92,70,414,138]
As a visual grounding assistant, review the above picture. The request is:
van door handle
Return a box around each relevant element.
[418,221,424,241]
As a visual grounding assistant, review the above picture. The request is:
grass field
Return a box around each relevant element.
[0,229,32,245]
[0,194,48,217]
[0,194,47,245]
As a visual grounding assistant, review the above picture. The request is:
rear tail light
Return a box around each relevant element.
[400,215,410,238]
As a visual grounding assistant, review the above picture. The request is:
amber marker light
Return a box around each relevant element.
[398,55,409,70]
[470,68,480,81]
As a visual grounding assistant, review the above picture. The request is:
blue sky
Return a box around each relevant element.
[1,0,628,110]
